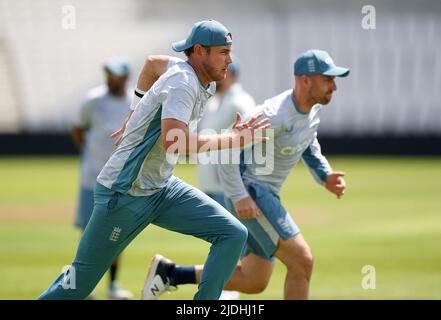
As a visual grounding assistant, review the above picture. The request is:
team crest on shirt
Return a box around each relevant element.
[279,137,311,156]
[280,146,296,155]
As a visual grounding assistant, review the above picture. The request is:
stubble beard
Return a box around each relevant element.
[202,61,225,82]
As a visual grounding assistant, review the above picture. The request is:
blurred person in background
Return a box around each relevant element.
[196,58,255,300]
[71,57,133,300]
[197,58,255,208]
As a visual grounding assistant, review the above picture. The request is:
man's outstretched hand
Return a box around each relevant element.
[325,172,346,199]
[230,112,270,148]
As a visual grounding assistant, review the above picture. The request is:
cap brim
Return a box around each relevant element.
[172,39,192,52]
[323,66,350,77]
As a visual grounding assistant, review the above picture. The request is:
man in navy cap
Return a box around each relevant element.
[216,49,349,300]
[71,57,133,299]
[39,20,268,300]
[142,49,349,300]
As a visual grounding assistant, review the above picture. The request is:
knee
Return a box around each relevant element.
[233,222,248,244]
[302,253,314,277]
[286,250,314,279]
[224,219,248,242]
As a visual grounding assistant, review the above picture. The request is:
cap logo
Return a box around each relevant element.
[225,33,232,42]
[307,59,316,72]
[325,57,334,65]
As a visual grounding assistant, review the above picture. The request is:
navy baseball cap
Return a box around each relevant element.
[104,57,131,77]
[294,49,350,77]
[172,20,232,52]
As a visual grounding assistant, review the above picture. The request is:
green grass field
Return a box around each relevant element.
[1,156,440,300]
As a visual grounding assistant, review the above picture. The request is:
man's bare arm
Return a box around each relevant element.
[135,55,170,93]
[162,113,270,154]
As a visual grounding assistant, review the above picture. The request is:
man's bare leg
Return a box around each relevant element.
[274,233,314,299]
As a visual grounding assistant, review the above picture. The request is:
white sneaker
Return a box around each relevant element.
[141,254,177,300]
[219,290,240,300]
[107,285,133,300]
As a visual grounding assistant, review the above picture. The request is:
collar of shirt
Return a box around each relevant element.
[184,61,216,99]
[291,90,309,115]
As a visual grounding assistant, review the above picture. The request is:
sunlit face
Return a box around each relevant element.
[308,74,337,105]
[201,45,232,82]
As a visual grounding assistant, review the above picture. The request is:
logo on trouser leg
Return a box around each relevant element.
[277,217,294,234]
[109,226,122,242]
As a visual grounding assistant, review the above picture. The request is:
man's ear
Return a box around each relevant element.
[302,75,312,87]
[193,44,210,58]
[193,44,204,57]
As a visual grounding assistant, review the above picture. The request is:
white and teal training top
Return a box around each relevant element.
[77,85,130,190]
[97,59,215,196]
[218,89,332,203]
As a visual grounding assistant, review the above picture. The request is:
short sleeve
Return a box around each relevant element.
[167,57,183,69]
[161,77,197,125]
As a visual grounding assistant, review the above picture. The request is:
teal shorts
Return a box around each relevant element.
[225,182,300,261]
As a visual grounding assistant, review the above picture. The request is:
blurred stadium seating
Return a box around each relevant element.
[0,0,440,152]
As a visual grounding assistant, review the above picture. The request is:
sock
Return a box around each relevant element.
[109,262,118,289]
[168,265,196,286]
